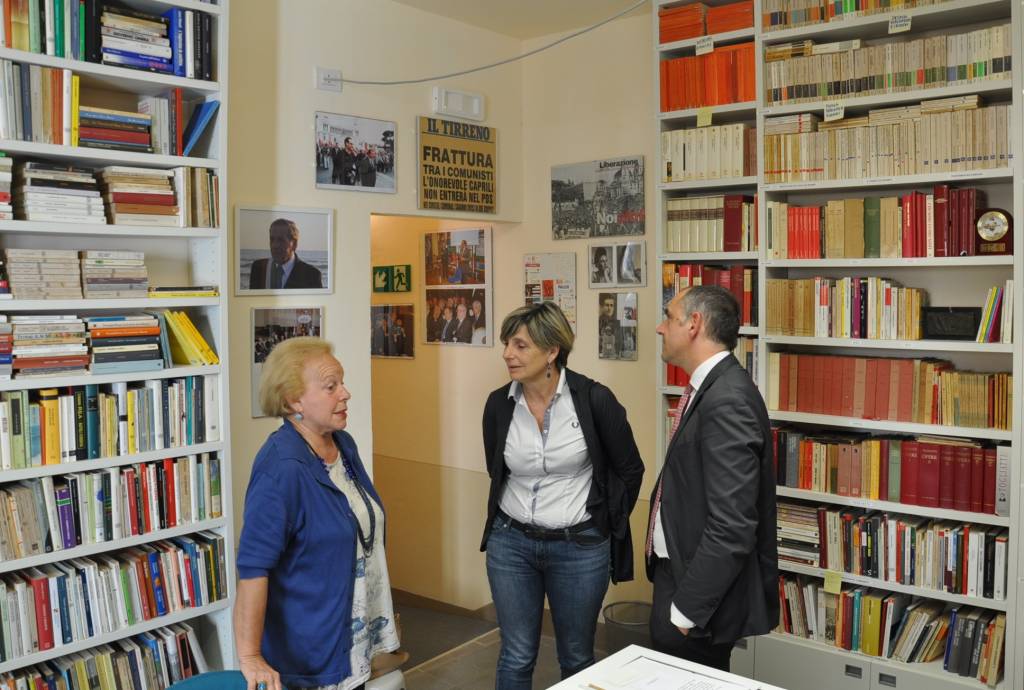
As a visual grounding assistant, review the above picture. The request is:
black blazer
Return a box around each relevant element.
[481,368,644,583]
[249,256,323,289]
[648,355,778,644]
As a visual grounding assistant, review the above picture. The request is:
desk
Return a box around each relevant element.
[548,645,788,690]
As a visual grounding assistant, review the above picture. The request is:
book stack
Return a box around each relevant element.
[661,124,757,182]
[659,42,756,111]
[86,313,165,375]
[98,165,180,226]
[100,5,173,73]
[80,250,150,299]
[707,1,754,34]
[10,315,89,378]
[78,106,153,154]
[11,161,104,223]
[5,248,83,299]
[776,501,820,567]
[163,310,219,366]
[0,155,11,219]
[148,285,219,298]
[658,3,706,43]
[0,317,11,379]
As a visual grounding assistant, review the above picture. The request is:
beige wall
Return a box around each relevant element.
[228,0,524,536]
[369,8,659,609]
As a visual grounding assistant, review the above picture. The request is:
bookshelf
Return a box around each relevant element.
[654,0,1020,688]
[0,0,233,683]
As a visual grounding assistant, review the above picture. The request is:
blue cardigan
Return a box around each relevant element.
[236,420,384,688]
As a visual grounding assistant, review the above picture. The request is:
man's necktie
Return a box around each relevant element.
[645,384,694,558]
[271,264,284,289]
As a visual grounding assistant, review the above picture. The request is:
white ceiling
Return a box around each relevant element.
[390,0,647,39]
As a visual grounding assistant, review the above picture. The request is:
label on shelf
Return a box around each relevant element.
[697,108,713,127]
[888,14,912,33]
[823,101,844,122]
[695,36,714,55]
[949,170,988,179]
[824,570,843,594]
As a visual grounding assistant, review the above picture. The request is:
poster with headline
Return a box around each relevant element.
[418,116,497,214]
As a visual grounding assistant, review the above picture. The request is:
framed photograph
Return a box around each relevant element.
[235,205,332,295]
[371,304,415,358]
[315,112,396,193]
[551,155,645,239]
[251,307,323,417]
[598,292,638,361]
[425,287,490,346]
[588,240,646,287]
[524,252,577,332]
[588,244,615,287]
[424,228,489,286]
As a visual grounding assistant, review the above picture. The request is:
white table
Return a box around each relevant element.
[547,644,788,690]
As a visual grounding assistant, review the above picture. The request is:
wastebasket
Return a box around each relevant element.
[601,601,651,654]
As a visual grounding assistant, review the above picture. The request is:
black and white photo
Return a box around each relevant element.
[598,292,637,361]
[251,307,323,416]
[551,155,645,239]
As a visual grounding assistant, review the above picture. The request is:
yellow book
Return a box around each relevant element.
[37,389,61,466]
[861,593,883,656]
[71,74,80,147]
[163,310,204,365]
[175,310,219,365]
[869,440,880,500]
[126,389,137,455]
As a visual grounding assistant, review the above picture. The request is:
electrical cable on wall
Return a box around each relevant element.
[343,0,647,86]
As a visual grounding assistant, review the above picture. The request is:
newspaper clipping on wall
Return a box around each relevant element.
[418,116,497,214]
[523,252,578,332]
[552,155,645,239]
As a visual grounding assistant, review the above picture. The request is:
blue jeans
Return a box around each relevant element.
[486,513,611,690]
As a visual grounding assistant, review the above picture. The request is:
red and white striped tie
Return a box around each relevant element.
[645,385,694,558]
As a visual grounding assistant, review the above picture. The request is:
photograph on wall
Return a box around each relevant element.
[588,244,615,287]
[236,205,332,295]
[418,116,496,213]
[598,292,638,361]
[315,112,396,193]
[251,307,323,416]
[551,155,645,239]
[588,240,646,288]
[425,287,490,346]
[371,304,415,359]
[424,228,489,286]
[523,252,577,332]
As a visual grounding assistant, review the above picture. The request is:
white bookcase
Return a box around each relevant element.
[0,0,233,678]
[653,1,1021,688]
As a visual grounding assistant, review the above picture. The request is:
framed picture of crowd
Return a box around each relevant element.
[250,307,324,417]
[371,304,415,358]
[315,111,396,193]
[423,227,492,346]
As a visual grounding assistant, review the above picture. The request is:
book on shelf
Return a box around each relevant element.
[0,453,222,561]
[764,24,1011,106]
[767,187,991,259]
[181,100,219,158]
[766,352,1012,430]
[660,42,756,111]
[766,276,925,340]
[162,311,217,366]
[661,124,757,182]
[975,282,1012,344]
[665,194,757,253]
[662,263,757,326]
[664,335,758,392]
[762,0,955,33]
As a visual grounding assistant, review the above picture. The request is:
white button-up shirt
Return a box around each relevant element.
[654,349,731,629]
[499,368,593,528]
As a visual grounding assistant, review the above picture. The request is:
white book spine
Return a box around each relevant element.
[61,68,71,146]
[46,571,63,646]
[995,445,1010,516]
[40,475,61,552]
[107,467,121,540]
[204,373,219,442]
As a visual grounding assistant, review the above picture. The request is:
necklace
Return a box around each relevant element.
[298,432,377,555]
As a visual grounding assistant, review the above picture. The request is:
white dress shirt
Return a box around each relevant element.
[653,349,731,629]
[499,368,593,528]
[265,255,297,288]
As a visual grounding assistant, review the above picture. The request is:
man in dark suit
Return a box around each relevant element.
[447,303,474,343]
[248,218,323,290]
[647,285,778,671]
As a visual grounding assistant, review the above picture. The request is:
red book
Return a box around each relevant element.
[917,443,941,507]
[722,195,749,252]
[163,458,177,528]
[12,355,91,369]
[837,443,851,496]
[933,184,949,256]
[79,126,150,145]
[107,192,176,205]
[901,194,914,257]
[901,441,920,504]
[173,87,184,155]
[26,571,54,651]
[796,354,813,413]
[982,448,997,513]
[969,447,985,513]
[896,359,915,422]
[0,192,9,203]
[840,357,855,417]
[938,444,956,509]
[950,188,961,256]
[849,443,863,497]
[140,465,152,533]
[812,355,826,415]
[778,353,790,411]
[864,359,880,420]
[132,554,153,620]
[915,192,926,258]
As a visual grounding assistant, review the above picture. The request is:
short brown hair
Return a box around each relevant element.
[259,337,334,417]
[499,302,574,370]
[270,218,299,242]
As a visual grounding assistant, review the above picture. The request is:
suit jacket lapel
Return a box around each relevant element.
[666,355,736,457]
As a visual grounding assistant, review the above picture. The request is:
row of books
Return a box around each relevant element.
[775,576,1004,686]
[660,123,757,182]
[0,1,215,81]
[0,155,10,219]
[778,502,1009,600]
[763,101,1012,183]
[658,1,753,43]
[2,249,148,299]
[0,373,220,471]
[765,276,925,340]
[0,621,209,688]
[767,353,1012,430]
[659,42,756,111]
[665,336,758,389]
[762,0,952,32]
[976,283,1012,344]
[663,194,757,253]
[764,24,1012,106]
[5,159,220,227]
[0,533,226,661]
[661,263,757,326]
[0,454,222,562]
[773,430,1010,515]
[0,62,219,157]
[766,187,990,259]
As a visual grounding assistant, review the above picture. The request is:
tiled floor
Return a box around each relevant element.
[394,601,497,669]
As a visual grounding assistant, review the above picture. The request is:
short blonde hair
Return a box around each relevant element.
[499,302,574,370]
[259,337,334,417]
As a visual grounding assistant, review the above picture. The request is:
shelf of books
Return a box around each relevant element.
[0,0,233,686]
[656,0,1020,688]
